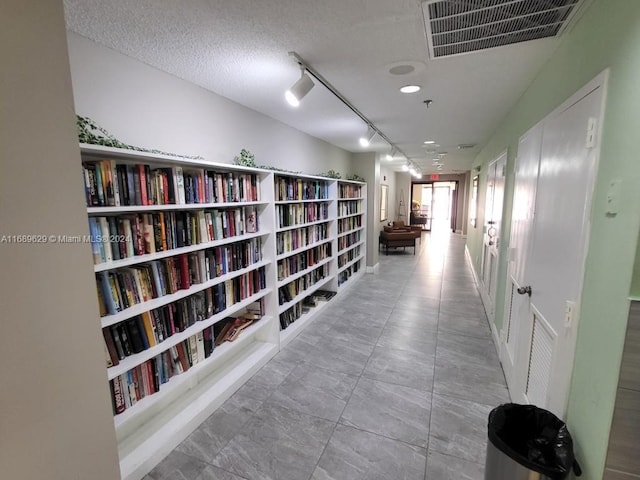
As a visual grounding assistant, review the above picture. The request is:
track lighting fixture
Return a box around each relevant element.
[285,69,315,107]
[385,147,398,161]
[359,127,376,148]
[287,52,412,158]
[401,164,409,171]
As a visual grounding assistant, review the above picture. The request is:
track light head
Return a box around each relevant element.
[385,147,398,161]
[285,71,314,107]
[359,127,376,147]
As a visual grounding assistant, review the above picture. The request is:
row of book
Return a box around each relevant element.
[276,223,330,256]
[278,264,329,305]
[338,261,361,286]
[338,245,361,268]
[96,238,263,316]
[277,243,331,281]
[89,206,258,264]
[102,270,266,366]
[338,200,361,217]
[279,290,336,330]
[275,177,329,202]
[279,302,304,330]
[83,160,260,207]
[338,184,362,199]
[108,306,263,415]
[338,231,361,251]
[276,203,329,228]
[338,215,362,234]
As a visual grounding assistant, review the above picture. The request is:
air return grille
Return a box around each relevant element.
[423,0,582,58]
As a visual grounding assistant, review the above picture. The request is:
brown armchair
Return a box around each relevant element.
[379,221,421,254]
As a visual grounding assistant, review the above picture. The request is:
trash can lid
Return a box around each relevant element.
[487,403,581,479]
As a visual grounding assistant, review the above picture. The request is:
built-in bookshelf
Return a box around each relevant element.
[80,145,280,480]
[79,145,367,480]
[336,180,366,287]
[274,173,337,346]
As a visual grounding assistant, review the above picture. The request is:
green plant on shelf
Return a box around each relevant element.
[76,115,203,160]
[318,169,342,179]
[346,173,365,182]
[234,149,256,167]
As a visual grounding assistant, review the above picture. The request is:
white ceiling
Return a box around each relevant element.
[63,0,577,174]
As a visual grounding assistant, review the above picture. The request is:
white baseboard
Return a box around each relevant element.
[366,263,379,274]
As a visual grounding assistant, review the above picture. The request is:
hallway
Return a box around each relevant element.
[145,231,510,480]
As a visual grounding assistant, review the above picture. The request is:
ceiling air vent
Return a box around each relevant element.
[422,0,583,59]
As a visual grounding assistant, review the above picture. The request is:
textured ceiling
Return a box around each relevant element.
[63,0,578,174]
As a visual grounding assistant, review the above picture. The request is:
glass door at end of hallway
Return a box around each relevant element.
[412,182,458,233]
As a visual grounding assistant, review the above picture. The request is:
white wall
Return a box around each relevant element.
[67,32,352,176]
[1,3,120,480]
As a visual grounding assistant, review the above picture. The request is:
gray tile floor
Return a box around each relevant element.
[145,230,510,480]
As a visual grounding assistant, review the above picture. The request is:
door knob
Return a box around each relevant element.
[517,286,532,297]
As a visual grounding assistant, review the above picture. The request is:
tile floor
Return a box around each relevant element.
[145,230,510,480]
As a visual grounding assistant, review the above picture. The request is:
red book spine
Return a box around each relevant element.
[176,342,190,372]
[178,254,190,290]
[138,165,148,205]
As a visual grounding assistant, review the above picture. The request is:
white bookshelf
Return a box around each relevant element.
[336,180,367,287]
[80,144,280,480]
[273,173,338,337]
[79,145,367,480]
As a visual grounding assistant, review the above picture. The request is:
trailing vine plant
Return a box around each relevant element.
[346,173,365,182]
[76,115,203,160]
[317,169,342,179]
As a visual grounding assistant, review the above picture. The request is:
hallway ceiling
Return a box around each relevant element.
[63,0,587,175]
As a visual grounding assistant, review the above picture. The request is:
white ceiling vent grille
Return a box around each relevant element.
[422,0,582,59]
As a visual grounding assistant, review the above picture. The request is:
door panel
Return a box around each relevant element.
[526,87,601,416]
[480,152,506,320]
[502,126,542,391]
[503,76,604,418]
[524,309,556,407]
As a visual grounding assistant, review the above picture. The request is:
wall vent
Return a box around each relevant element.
[422,0,583,59]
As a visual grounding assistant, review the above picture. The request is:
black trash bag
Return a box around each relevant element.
[488,403,582,479]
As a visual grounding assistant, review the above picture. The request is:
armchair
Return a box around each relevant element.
[379,221,421,254]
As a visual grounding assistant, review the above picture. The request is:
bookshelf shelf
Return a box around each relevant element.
[277,256,333,287]
[276,237,332,261]
[337,239,365,257]
[79,145,366,480]
[279,300,332,348]
[114,315,276,429]
[275,199,331,205]
[338,252,366,274]
[336,226,364,238]
[337,212,364,220]
[275,217,331,233]
[277,274,335,314]
[93,231,267,272]
[88,200,268,214]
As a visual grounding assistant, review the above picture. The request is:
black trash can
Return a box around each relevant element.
[485,403,582,480]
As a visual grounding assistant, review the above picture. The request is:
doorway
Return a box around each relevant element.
[501,73,606,418]
[412,181,458,233]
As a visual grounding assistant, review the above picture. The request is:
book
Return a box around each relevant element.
[103,327,120,366]
[111,377,126,415]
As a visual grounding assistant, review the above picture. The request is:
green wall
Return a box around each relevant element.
[466,1,640,477]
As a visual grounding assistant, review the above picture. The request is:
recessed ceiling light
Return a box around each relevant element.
[400,85,421,94]
[423,140,435,144]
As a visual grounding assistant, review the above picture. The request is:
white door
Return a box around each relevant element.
[504,74,605,418]
[480,152,506,320]
[502,125,542,393]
